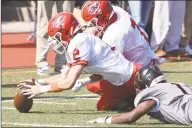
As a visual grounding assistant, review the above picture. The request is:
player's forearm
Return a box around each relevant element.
[41,72,79,92]
[111,112,136,124]
[40,65,84,93]
[111,100,156,124]
[40,78,75,93]
[37,74,62,85]
[38,66,70,85]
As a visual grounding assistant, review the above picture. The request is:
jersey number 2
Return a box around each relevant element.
[130,18,149,43]
[73,48,80,61]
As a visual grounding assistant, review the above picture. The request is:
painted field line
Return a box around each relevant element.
[2,69,91,75]
[2,107,16,110]
[2,70,36,75]
[2,122,90,127]
[1,98,52,103]
[2,100,76,105]
[1,97,67,102]
[2,94,100,103]
[2,98,98,104]
[34,101,76,105]
[72,97,99,100]
[75,94,98,96]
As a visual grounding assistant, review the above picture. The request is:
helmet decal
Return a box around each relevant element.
[52,16,65,28]
[134,66,167,90]
[137,72,142,82]
[88,1,101,15]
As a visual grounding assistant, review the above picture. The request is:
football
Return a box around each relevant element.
[14,91,33,113]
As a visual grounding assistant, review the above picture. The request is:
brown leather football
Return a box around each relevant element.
[14,91,33,113]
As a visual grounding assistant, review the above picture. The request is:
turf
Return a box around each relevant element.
[2,61,192,127]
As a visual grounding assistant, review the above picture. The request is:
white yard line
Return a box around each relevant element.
[75,94,98,96]
[73,97,99,100]
[2,94,100,103]
[2,122,90,127]
[34,101,76,105]
[2,107,16,110]
[2,100,76,105]
[2,98,61,102]
[2,93,96,127]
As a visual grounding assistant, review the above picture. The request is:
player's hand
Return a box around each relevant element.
[87,117,109,124]
[17,78,36,91]
[19,80,42,99]
[72,80,85,92]
[19,77,36,85]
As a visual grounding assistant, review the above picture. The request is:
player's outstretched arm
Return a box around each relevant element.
[19,65,70,85]
[37,65,71,85]
[18,64,86,98]
[111,100,156,124]
[87,100,156,124]
[55,64,85,90]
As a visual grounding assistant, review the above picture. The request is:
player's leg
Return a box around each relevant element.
[86,80,122,110]
[54,53,68,74]
[86,77,136,98]
[36,1,54,75]
[128,1,142,26]
[181,1,192,55]
[86,80,105,96]
[141,1,153,29]
[96,63,142,111]
[150,1,170,52]
[164,1,185,53]
[96,80,136,111]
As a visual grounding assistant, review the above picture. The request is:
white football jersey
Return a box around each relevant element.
[67,32,134,86]
[102,6,159,66]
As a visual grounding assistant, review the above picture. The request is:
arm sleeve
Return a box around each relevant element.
[134,90,160,113]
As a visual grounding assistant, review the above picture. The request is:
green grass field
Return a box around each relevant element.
[2,61,192,127]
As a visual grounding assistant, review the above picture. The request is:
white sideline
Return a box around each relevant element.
[2,122,90,127]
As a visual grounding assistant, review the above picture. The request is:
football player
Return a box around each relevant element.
[81,0,162,66]
[72,0,165,93]
[87,66,192,125]
[18,12,143,111]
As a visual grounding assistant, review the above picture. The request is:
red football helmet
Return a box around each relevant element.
[81,0,114,36]
[48,12,82,54]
